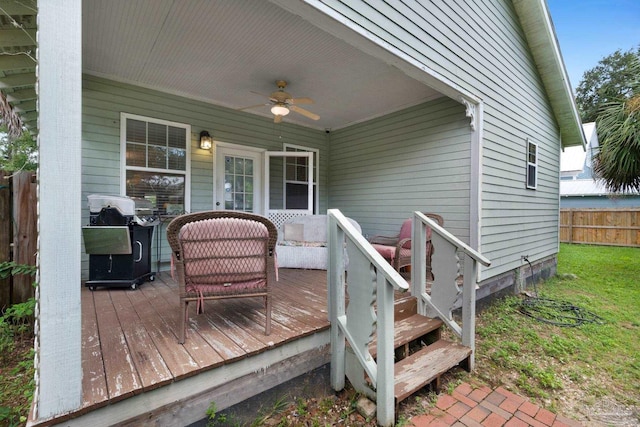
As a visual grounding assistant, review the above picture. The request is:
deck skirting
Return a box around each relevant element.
[58,331,330,427]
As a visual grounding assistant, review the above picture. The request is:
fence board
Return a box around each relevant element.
[12,171,37,303]
[0,171,11,308]
[560,208,640,247]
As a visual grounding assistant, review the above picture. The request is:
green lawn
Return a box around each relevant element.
[470,244,640,419]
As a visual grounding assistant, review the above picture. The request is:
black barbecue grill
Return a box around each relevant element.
[82,194,159,290]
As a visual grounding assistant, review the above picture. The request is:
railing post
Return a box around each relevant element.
[461,254,477,371]
[328,212,346,391]
[376,269,395,426]
[411,215,427,315]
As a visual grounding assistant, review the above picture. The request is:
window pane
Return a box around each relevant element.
[148,122,167,146]
[235,176,244,193]
[286,183,309,209]
[126,170,185,215]
[234,157,244,174]
[234,193,245,211]
[528,143,537,163]
[527,164,536,188]
[296,165,308,181]
[225,156,234,173]
[148,145,167,169]
[168,126,186,149]
[126,143,146,167]
[286,164,296,180]
[168,148,186,170]
[126,119,146,143]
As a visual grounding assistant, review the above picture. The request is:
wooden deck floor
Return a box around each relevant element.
[80,268,330,415]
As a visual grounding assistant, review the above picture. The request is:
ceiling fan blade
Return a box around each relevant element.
[250,90,278,103]
[290,105,320,121]
[288,97,314,105]
[274,115,283,123]
[238,103,269,111]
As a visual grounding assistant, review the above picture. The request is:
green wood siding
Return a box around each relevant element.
[81,75,328,278]
[321,0,562,280]
[329,97,471,243]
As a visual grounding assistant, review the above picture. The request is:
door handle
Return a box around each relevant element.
[135,240,143,262]
[216,202,220,206]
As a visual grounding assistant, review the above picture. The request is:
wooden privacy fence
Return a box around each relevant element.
[560,208,640,247]
[0,170,37,309]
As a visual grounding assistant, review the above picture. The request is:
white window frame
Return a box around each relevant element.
[120,112,191,211]
[283,143,319,214]
[526,138,538,190]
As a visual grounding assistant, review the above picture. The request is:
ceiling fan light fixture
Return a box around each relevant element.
[271,104,290,116]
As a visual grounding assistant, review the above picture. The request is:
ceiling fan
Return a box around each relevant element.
[240,80,320,123]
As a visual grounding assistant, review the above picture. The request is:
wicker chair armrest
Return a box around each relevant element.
[368,235,398,245]
[397,237,413,249]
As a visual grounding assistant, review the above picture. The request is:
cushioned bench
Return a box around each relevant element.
[276,214,361,270]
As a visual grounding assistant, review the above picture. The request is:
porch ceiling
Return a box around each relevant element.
[0,0,585,144]
[81,0,441,131]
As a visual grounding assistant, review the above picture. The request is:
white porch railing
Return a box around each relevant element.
[410,212,491,370]
[328,209,490,426]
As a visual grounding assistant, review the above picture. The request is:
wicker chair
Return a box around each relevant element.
[370,213,444,278]
[166,211,278,344]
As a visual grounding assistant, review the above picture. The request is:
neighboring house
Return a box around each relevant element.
[0,0,585,425]
[561,122,640,208]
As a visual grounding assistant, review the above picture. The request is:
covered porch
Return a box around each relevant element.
[11,1,492,424]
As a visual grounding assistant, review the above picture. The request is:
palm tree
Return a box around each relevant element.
[593,60,640,193]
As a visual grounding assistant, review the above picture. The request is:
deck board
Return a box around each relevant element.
[135,276,222,371]
[92,290,142,402]
[80,289,109,410]
[125,284,201,378]
[80,268,331,413]
[109,290,173,390]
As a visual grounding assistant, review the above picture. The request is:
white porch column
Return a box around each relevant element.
[35,0,83,420]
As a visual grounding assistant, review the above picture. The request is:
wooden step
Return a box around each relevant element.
[393,339,471,403]
[393,295,418,321]
[370,314,443,359]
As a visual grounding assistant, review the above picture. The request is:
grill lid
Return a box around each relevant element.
[88,194,135,216]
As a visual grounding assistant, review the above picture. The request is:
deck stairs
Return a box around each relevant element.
[369,295,472,405]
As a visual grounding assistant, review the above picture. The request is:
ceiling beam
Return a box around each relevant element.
[0,73,36,89]
[0,2,37,15]
[5,87,36,101]
[12,99,35,112]
[20,111,36,122]
[0,54,36,70]
[0,29,36,48]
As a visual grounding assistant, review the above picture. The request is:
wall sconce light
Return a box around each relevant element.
[199,130,212,150]
[271,104,290,117]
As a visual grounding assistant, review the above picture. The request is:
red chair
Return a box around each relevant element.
[370,213,444,278]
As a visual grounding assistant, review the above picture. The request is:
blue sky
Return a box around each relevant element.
[547,0,640,91]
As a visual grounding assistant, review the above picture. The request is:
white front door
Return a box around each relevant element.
[215,146,263,213]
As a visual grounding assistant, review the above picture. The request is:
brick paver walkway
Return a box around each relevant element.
[410,383,583,427]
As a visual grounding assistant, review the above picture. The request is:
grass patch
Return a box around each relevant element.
[473,244,640,412]
[0,335,33,427]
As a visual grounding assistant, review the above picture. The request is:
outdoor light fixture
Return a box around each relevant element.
[199,130,212,150]
[271,104,290,117]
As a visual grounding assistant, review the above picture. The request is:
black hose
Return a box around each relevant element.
[517,257,604,327]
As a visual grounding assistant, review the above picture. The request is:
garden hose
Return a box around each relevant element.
[518,257,604,327]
